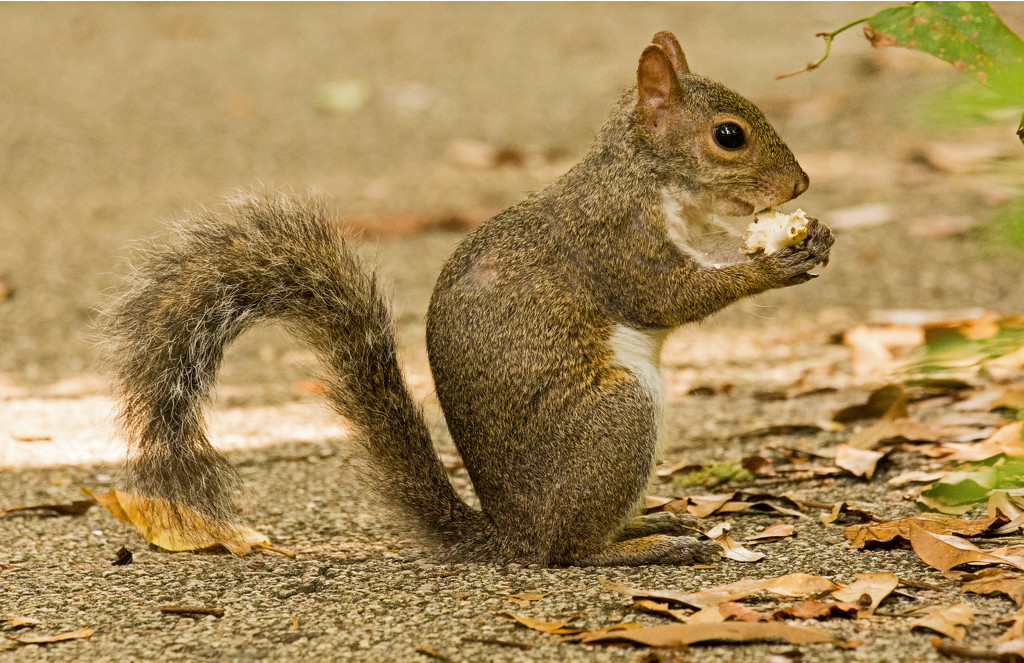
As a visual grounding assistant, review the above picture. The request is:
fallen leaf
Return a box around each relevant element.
[831,573,899,615]
[888,471,947,486]
[632,599,690,623]
[833,384,908,423]
[820,502,876,525]
[717,602,770,622]
[846,419,968,450]
[557,622,644,643]
[834,444,887,479]
[842,325,926,379]
[845,514,997,549]
[685,604,729,624]
[707,522,765,563]
[601,573,840,611]
[498,612,584,635]
[0,500,94,518]
[580,621,835,646]
[908,603,974,641]
[82,488,288,556]
[773,599,859,621]
[643,495,673,510]
[999,610,1024,642]
[993,388,1024,411]
[745,521,796,544]
[991,346,1024,370]
[942,422,1024,462]
[989,491,1024,522]
[909,526,1024,573]
[961,568,1024,607]
[687,494,733,518]
[0,616,42,628]
[4,627,94,645]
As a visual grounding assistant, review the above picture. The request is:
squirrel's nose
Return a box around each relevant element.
[792,170,810,199]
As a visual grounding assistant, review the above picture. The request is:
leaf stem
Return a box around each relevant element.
[776,16,873,80]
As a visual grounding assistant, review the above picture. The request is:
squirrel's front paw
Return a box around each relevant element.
[759,218,834,287]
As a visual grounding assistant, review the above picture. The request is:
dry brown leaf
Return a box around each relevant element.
[908,603,974,641]
[688,494,732,518]
[833,384,908,423]
[773,599,859,621]
[834,444,886,479]
[82,488,288,556]
[0,500,94,518]
[707,522,764,563]
[643,495,673,510]
[745,521,796,544]
[888,471,947,486]
[989,492,1024,522]
[846,419,963,450]
[4,627,94,645]
[0,616,42,628]
[633,599,690,623]
[498,612,584,635]
[997,634,1024,653]
[961,568,1024,607]
[843,325,918,377]
[718,602,770,622]
[941,422,1024,462]
[685,604,729,624]
[910,526,1024,573]
[601,573,839,611]
[557,622,644,643]
[993,388,1024,410]
[580,621,835,646]
[991,348,1024,369]
[999,609,1024,641]
[820,502,876,525]
[845,514,996,549]
[831,573,899,615]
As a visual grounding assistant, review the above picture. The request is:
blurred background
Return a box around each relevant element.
[0,1,1021,399]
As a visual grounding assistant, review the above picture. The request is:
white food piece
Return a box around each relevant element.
[743,209,811,255]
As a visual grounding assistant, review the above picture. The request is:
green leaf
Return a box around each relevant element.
[866,2,1024,101]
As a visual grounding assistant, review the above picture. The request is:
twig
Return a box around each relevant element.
[416,646,456,662]
[461,637,533,651]
[931,636,1021,662]
[776,16,872,79]
[159,605,225,618]
[898,578,944,592]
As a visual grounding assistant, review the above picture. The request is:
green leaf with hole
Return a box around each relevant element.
[865,2,1024,101]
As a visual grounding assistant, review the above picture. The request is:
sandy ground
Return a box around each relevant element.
[2,3,1024,662]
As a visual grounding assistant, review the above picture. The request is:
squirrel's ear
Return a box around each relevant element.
[637,44,682,129]
[651,31,690,75]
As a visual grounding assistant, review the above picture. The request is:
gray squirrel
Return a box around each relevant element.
[104,31,833,566]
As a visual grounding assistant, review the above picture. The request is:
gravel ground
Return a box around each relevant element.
[3,3,1024,662]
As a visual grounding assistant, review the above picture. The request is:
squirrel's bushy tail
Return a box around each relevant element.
[104,190,482,551]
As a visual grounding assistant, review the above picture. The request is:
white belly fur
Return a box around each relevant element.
[607,324,669,457]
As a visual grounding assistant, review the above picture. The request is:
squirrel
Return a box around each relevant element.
[103,31,833,567]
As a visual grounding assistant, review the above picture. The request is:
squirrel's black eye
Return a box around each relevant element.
[713,122,745,150]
